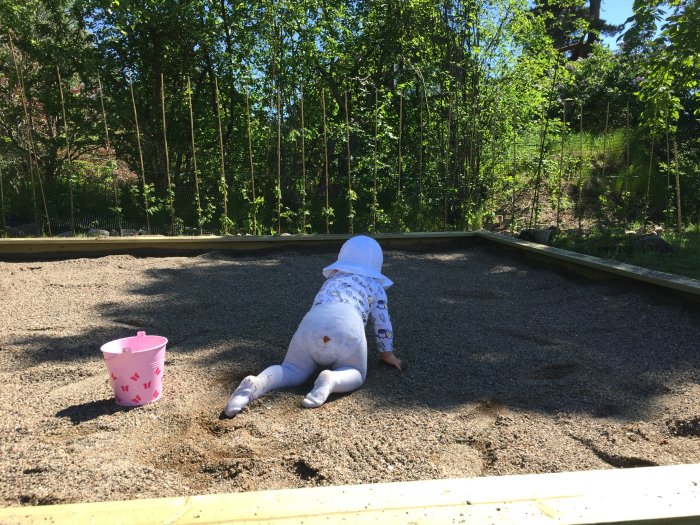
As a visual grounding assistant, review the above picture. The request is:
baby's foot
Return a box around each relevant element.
[302,384,331,408]
[224,376,257,417]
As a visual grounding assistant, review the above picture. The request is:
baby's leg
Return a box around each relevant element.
[302,312,368,408]
[224,329,317,417]
[302,366,365,408]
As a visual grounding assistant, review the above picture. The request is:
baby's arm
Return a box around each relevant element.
[379,351,402,370]
[371,286,402,370]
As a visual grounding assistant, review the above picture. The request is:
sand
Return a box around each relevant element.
[1,244,699,506]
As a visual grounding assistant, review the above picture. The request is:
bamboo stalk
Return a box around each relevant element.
[322,88,330,234]
[129,76,151,232]
[186,76,203,235]
[344,90,353,234]
[56,66,76,235]
[214,76,229,235]
[161,73,176,235]
[244,79,256,234]
[300,88,307,233]
[97,73,122,236]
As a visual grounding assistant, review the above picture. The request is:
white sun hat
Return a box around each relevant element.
[322,235,393,288]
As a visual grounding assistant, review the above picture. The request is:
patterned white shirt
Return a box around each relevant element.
[312,272,394,352]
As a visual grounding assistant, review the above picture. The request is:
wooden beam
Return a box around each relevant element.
[1,464,699,524]
[476,231,700,299]
[0,231,697,301]
[0,232,477,260]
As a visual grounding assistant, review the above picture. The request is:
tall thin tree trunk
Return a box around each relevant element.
[97,73,122,235]
[644,108,657,233]
[397,90,403,197]
[531,57,560,228]
[601,100,609,180]
[673,139,682,233]
[444,91,453,229]
[372,87,379,232]
[186,76,203,235]
[161,73,176,235]
[215,76,229,234]
[244,79,256,234]
[0,163,6,234]
[419,93,424,198]
[300,88,307,233]
[9,33,46,235]
[345,90,353,234]
[56,66,75,235]
[129,77,151,232]
[322,88,330,234]
[276,73,282,234]
[664,96,672,229]
[577,103,584,232]
[511,114,517,231]
[556,99,567,230]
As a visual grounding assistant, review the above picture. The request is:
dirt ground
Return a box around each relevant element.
[1,242,699,507]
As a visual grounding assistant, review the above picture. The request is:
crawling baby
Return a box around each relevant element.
[224,235,401,417]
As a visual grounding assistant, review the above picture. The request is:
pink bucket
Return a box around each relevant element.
[101,331,168,407]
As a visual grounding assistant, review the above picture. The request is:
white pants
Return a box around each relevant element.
[225,303,367,415]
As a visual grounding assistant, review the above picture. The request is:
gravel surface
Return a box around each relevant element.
[1,244,699,507]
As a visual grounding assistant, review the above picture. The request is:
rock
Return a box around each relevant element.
[519,227,557,245]
[120,229,139,237]
[6,223,38,237]
[87,228,110,237]
[630,233,673,254]
[56,231,74,237]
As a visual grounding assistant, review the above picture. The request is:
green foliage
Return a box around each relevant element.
[0,0,697,267]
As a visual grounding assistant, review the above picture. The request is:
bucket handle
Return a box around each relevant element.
[123,331,146,354]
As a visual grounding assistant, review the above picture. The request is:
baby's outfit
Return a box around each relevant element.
[225,271,393,415]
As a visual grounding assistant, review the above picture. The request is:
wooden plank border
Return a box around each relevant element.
[1,464,699,524]
[0,232,477,260]
[476,231,700,300]
[0,231,697,300]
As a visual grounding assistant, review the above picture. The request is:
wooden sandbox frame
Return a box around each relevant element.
[1,231,698,524]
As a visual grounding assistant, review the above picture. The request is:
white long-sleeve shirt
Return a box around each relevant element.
[312,271,394,352]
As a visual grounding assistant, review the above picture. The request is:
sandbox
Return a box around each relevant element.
[1,238,699,511]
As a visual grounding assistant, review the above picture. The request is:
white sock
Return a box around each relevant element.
[224,376,257,416]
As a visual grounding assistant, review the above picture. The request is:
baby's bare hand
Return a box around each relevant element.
[380,352,402,371]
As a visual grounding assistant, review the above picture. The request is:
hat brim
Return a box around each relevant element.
[323,262,393,288]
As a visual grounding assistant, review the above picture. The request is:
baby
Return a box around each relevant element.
[224,235,401,417]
